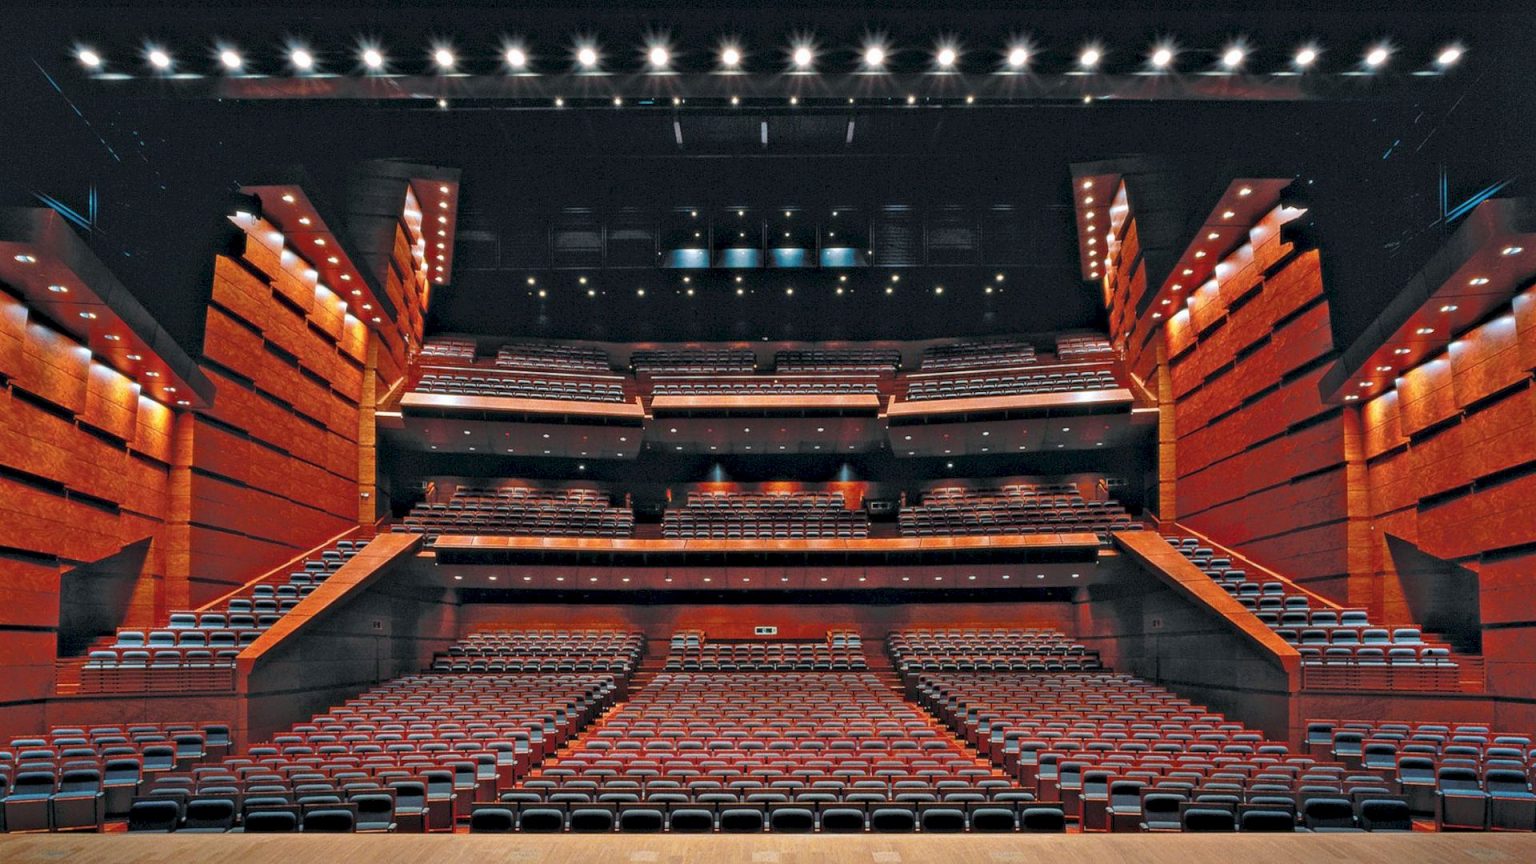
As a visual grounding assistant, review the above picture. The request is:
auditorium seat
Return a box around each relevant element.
[468,807,515,833]
[180,798,237,833]
[396,485,635,544]
[920,338,1039,371]
[126,799,182,833]
[663,490,869,539]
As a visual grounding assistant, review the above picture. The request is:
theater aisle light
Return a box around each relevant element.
[289,46,315,72]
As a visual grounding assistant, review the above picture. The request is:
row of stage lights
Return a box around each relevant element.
[519,272,1012,299]
[74,36,1465,77]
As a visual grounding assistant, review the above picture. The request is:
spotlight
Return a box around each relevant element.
[1436,45,1463,66]
[147,47,172,70]
[1006,45,1030,69]
[792,45,814,69]
[433,47,456,70]
[720,45,741,68]
[863,44,885,68]
[219,48,243,71]
[936,46,957,68]
[289,48,314,72]
[1079,45,1102,68]
[361,47,385,70]
[1150,45,1174,68]
[1294,44,1319,68]
[1365,44,1391,68]
[505,46,527,69]
[648,45,670,68]
[577,45,599,69]
[77,47,102,69]
[1221,45,1246,69]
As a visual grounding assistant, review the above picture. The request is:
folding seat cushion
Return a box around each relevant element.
[1357,799,1413,831]
[1437,766,1489,829]
[1302,797,1361,832]
[126,798,183,832]
[619,807,665,833]
[1020,806,1066,832]
[970,807,1018,832]
[919,807,967,832]
[668,808,715,832]
[767,807,815,833]
[469,808,516,833]
[353,793,397,832]
[52,767,106,830]
[1485,768,1536,830]
[1239,808,1297,832]
[1139,794,1185,831]
[1182,807,1236,832]
[820,808,867,833]
[569,808,616,833]
[4,770,56,832]
[179,798,237,833]
[243,809,299,833]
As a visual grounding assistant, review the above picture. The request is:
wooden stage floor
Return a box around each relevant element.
[4,833,1536,864]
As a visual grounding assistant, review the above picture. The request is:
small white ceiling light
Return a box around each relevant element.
[792,44,814,69]
[289,47,314,72]
[863,43,886,68]
[720,45,742,68]
[648,44,671,69]
[361,47,385,70]
[1079,45,1102,68]
[1221,44,1247,69]
[1006,44,1030,69]
[147,47,172,70]
[1364,43,1391,68]
[1150,45,1174,69]
[433,47,456,70]
[505,46,527,69]
[1295,44,1320,68]
[77,47,103,69]
[219,48,243,71]
[1436,45,1463,67]
[577,44,599,69]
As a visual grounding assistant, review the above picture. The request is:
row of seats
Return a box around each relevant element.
[418,338,477,363]
[920,339,1038,371]
[663,491,869,539]
[1,723,231,832]
[651,379,879,397]
[772,349,900,373]
[394,487,635,543]
[1165,536,1460,671]
[1308,719,1536,830]
[632,349,757,375]
[495,343,612,372]
[899,485,1139,542]
[662,639,868,672]
[904,367,1118,401]
[466,798,1067,833]
[1055,334,1116,361]
[83,541,364,676]
[432,630,644,675]
[415,371,628,403]
[888,629,1103,675]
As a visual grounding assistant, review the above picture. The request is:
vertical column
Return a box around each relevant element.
[358,335,380,527]
[1155,339,1177,522]
[1341,406,1381,618]
[159,409,197,620]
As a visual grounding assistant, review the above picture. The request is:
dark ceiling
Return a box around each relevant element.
[1,1,1530,346]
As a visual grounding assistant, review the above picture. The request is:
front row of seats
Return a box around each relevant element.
[125,794,399,834]
[467,803,1067,834]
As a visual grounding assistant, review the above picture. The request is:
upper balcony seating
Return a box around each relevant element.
[1164,536,1459,672]
[393,486,635,544]
[82,541,364,677]
[663,491,869,539]
[904,367,1118,401]
[899,484,1139,542]
[772,349,901,374]
[418,338,478,365]
[495,343,612,373]
[888,629,1102,676]
[1055,334,1116,361]
[664,632,867,672]
[432,630,644,675]
[632,349,757,375]
[920,339,1038,371]
[1,722,233,831]
[414,371,626,403]
[1305,718,1536,828]
[650,378,879,397]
